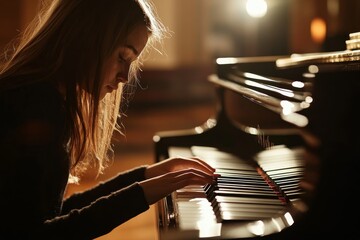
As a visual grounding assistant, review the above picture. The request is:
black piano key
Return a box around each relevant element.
[277,183,301,191]
[269,172,302,180]
[268,167,304,175]
[216,182,276,191]
[212,163,257,170]
[219,206,286,217]
[217,171,264,178]
[212,190,280,199]
[216,202,286,211]
[273,177,302,185]
[215,196,285,205]
[215,187,278,196]
[205,183,274,201]
[215,168,261,176]
[217,177,269,186]
[219,211,283,221]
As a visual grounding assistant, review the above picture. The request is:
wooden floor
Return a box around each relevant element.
[65,103,216,240]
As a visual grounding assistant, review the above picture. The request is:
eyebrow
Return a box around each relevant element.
[125,44,139,56]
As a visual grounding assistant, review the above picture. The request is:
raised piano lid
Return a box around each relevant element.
[212,34,360,128]
[208,73,312,128]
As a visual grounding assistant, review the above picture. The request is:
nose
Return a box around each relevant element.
[117,63,130,83]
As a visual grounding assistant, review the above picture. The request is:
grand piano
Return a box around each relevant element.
[153,32,360,239]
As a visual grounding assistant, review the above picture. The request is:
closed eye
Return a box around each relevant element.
[118,45,138,64]
[118,54,127,63]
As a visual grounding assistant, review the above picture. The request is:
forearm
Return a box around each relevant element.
[62,165,148,213]
[39,183,149,239]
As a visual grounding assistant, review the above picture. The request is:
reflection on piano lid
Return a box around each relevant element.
[210,32,360,128]
[275,49,360,67]
[346,31,360,50]
[207,73,312,128]
[277,31,360,66]
[155,32,360,239]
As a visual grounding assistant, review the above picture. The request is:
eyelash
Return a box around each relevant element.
[118,55,127,63]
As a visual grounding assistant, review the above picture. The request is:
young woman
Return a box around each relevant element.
[0,0,218,239]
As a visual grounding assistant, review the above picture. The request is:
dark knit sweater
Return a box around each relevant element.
[0,82,149,239]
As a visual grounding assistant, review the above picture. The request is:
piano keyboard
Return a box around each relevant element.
[164,145,306,238]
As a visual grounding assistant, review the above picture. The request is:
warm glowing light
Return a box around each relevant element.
[300,101,310,109]
[284,212,295,226]
[282,112,309,127]
[305,96,313,103]
[244,79,295,98]
[216,57,239,65]
[243,72,270,81]
[310,18,327,43]
[280,100,296,114]
[197,221,222,238]
[246,126,260,135]
[206,118,217,128]
[246,0,268,18]
[292,81,305,88]
[303,73,316,79]
[308,65,319,74]
[247,220,265,236]
[271,217,285,232]
[195,126,204,134]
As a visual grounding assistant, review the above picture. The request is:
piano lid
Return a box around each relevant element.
[211,32,360,128]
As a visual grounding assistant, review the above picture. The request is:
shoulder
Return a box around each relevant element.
[0,80,65,144]
[0,80,63,118]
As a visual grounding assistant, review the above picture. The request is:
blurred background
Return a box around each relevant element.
[1,0,359,239]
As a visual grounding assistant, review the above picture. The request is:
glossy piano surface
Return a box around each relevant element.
[154,32,360,239]
[161,145,307,239]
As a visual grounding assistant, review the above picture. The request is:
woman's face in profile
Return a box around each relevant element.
[100,24,149,99]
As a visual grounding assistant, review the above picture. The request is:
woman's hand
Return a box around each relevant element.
[145,156,216,179]
[140,156,219,205]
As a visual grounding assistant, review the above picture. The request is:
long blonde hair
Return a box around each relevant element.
[0,0,167,178]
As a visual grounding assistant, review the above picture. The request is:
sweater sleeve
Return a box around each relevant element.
[42,182,150,239]
[61,165,149,213]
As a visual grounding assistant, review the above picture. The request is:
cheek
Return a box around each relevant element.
[102,63,118,85]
